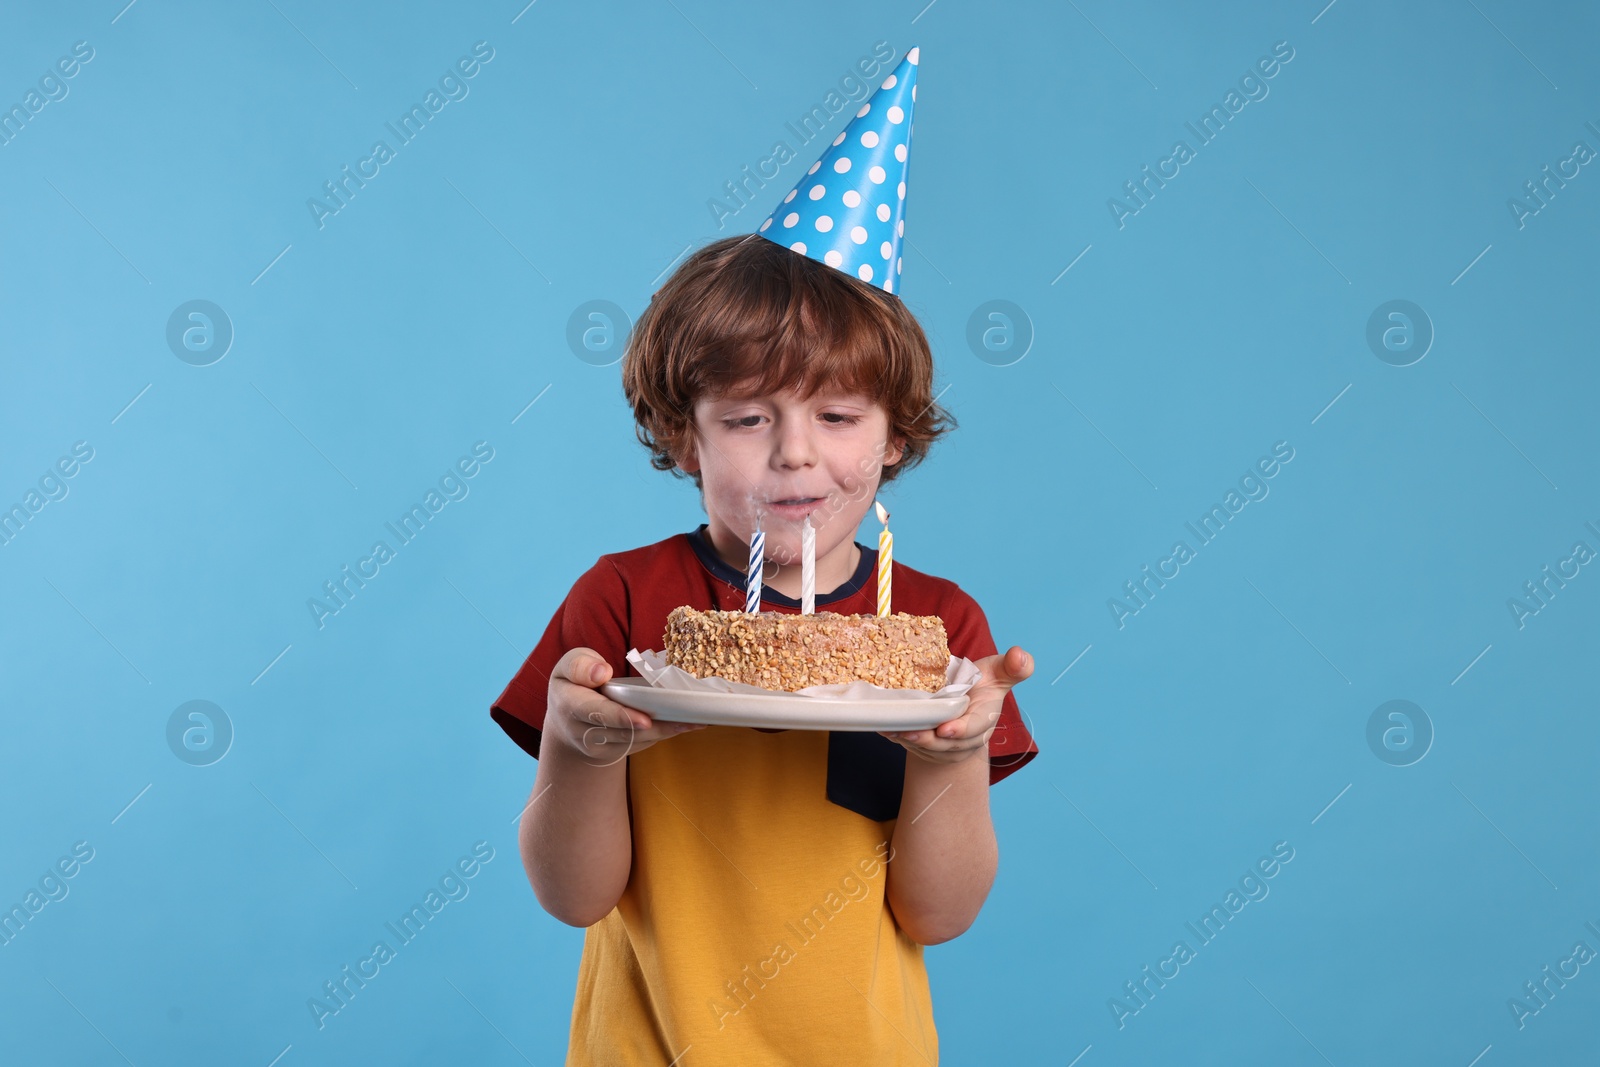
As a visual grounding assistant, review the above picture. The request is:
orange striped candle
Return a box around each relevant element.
[874,500,892,616]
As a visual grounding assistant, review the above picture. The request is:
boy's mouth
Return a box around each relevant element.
[765,496,824,516]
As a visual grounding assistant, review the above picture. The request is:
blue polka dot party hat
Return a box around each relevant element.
[756,46,919,295]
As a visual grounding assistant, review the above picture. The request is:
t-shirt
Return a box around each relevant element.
[490,524,1038,1065]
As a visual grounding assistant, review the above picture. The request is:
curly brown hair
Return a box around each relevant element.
[621,234,955,492]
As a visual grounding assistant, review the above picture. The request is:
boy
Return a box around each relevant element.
[489,48,1038,1065]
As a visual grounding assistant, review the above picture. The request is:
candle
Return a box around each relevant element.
[874,500,892,617]
[800,514,815,615]
[745,521,765,613]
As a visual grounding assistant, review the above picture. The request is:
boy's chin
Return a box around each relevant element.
[759,538,805,566]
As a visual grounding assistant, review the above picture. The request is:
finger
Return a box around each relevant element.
[580,720,702,752]
[883,726,985,753]
[931,712,982,742]
[1004,646,1035,683]
[933,699,1005,741]
[567,685,654,732]
[552,647,615,689]
[976,647,1034,690]
[885,693,1002,744]
[578,724,641,748]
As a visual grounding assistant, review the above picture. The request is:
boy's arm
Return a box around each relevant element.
[520,738,632,927]
[881,645,1033,945]
[518,649,631,927]
[520,650,704,927]
[493,560,636,926]
[884,748,998,945]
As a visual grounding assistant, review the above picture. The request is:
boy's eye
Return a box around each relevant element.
[720,413,860,429]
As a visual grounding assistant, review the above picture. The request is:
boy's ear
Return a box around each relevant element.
[882,436,905,468]
[675,435,701,475]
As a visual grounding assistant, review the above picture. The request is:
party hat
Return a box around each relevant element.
[756,46,919,295]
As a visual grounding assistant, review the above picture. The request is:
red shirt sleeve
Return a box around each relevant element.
[489,555,632,760]
[940,582,1039,785]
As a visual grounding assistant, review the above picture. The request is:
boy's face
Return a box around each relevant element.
[678,384,903,567]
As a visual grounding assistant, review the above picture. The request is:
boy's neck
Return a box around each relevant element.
[702,520,862,601]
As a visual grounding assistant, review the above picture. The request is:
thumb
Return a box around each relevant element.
[986,647,1034,688]
[555,647,613,689]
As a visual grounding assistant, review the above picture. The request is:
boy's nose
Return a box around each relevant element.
[773,423,817,469]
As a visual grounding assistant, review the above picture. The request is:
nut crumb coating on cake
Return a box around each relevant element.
[662,605,950,693]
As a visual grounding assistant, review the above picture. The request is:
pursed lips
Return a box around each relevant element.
[763,495,826,516]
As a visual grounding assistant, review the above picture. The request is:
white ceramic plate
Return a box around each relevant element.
[600,677,967,731]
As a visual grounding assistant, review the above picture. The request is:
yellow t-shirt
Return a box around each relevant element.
[571,725,936,1065]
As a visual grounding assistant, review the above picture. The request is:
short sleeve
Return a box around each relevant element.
[939,583,1039,785]
[489,556,631,760]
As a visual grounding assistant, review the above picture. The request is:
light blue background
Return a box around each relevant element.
[2,1,1596,1064]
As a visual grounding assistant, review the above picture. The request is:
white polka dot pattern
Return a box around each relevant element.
[755,48,918,296]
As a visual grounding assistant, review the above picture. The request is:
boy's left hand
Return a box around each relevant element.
[879,646,1033,766]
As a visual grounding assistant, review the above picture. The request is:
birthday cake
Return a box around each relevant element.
[662,606,950,693]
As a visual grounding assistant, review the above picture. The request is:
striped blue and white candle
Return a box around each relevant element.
[745,524,765,613]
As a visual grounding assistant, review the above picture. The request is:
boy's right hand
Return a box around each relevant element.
[546,648,706,767]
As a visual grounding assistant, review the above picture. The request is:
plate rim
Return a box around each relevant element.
[599,676,965,731]
[601,674,968,709]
